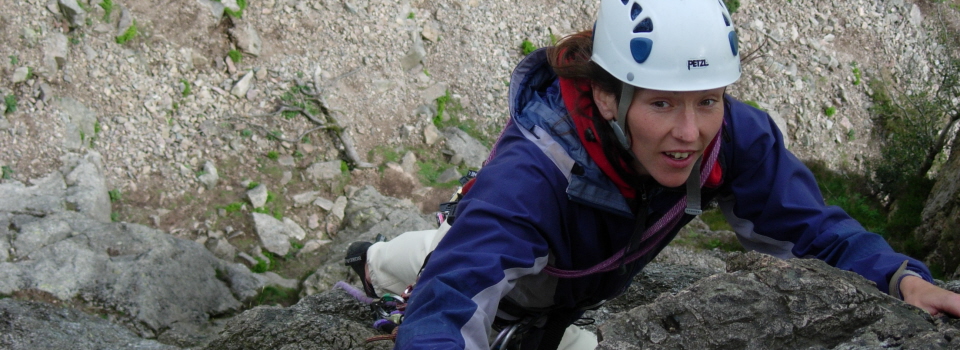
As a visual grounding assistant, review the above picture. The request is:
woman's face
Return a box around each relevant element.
[594,86,726,188]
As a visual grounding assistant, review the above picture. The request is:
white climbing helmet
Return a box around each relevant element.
[592,0,742,91]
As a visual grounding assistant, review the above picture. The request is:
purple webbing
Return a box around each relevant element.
[543,128,723,278]
[334,281,376,305]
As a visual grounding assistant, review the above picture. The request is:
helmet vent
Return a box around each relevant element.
[633,18,653,33]
[621,0,629,4]
[630,3,642,20]
[723,14,731,26]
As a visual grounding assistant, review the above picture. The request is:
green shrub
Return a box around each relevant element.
[266,151,280,160]
[228,49,242,63]
[724,0,740,14]
[434,90,452,127]
[100,0,114,22]
[180,79,192,97]
[4,95,16,114]
[805,160,887,235]
[224,0,247,18]
[852,64,862,85]
[108,189,122,202]
[824,106,837,117]
[866,78,942,198]
[223,202,244,213]
[115,21,138,44]
[253,285,300,307]
[521,40,537,56]
[1,166,13,180]
[744,100,761,109]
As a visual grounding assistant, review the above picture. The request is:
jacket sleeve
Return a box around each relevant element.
[394,131,568,349]
[718,98,934,295]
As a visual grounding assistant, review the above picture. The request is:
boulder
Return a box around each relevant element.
[916,137,960,278]
[0,299,177,350]
[0,210,264,343]
[203,288,391,350]
[441,127,489,169]
[596,252,959,349]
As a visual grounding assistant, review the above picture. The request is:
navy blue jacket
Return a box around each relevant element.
[395,50,933,349]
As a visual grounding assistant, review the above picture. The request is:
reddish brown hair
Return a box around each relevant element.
[547,30,622,97]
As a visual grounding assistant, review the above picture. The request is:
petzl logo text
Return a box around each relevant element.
[687,59,709,70]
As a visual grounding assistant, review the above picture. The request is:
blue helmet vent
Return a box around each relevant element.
[630,37,653,63]
[633,18,653,33]
[621,0,629,4]
[631,3,642,20]
[728,31,739,56]
[723,14,730,26]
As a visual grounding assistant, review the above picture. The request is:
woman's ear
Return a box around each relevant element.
[592,85,617,121]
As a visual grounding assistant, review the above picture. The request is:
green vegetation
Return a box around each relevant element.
[434,90,452,127]
[724,0,740,14]
[252,285,300,307]
[108,189,122,202]
[180,79,192,97]
[521,39,537,56]
[100,0,114,22]
[115,21,138,44]
[228,49,242,63]
[824,106,837,117]
[223,202,245,213]
[94,121,102,134]
[4,95,16,114]
[224,0,248,18]
[743,100,761,109]
[247,181,260,190]
[111,212,119,222]
[866,77,947,200]
[266,151,280,160]
[1,166,13,180]
[266,131,282,141]
[847,129,855,140]
[852,63,862,85]
[240,129,253,137]
[407,12,415,19]
[9,55,18,65]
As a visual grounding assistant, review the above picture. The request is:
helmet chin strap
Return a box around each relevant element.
[608,82,702,216]
[609,83,634,151]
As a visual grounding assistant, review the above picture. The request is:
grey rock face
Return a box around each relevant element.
[305,160,343,180]
[203,288,391,350]
[0,299,178,350]
[251,212,292,256]
[57,97,99,151]
[62,152,112,222]
[441,127,489,169]
[917,142,960,279]
[0,210,264,342]
[246,183,267,208]
[228,23,262,57]
[301,186,433,295]
[198,161,219,189]
[42,32,68,73]
[597,252,958,349]
[57,0,86,28]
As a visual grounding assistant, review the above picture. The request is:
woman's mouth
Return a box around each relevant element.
[664,152,692,160]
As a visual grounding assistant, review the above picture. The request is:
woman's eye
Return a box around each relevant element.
[652,101,670,108]
[700,99,717,107]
